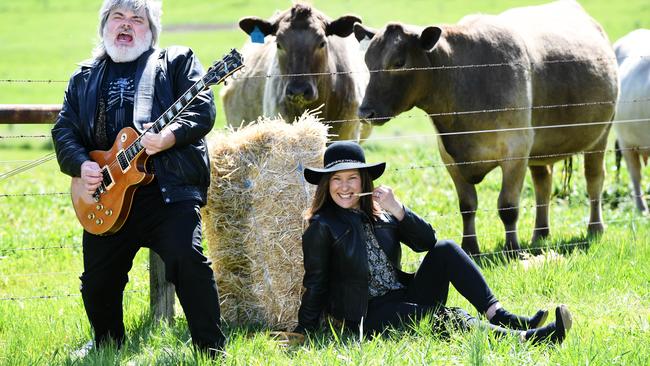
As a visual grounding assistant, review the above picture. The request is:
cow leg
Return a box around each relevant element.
[359,122,374,141]
[446,165,480,254]
[498,160,527,252]
[583,134,608,236]
[343,122,360,141]
[621,148,648,213]
[529,165,554,242]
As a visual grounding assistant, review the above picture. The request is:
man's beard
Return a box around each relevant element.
[103,29,153,63]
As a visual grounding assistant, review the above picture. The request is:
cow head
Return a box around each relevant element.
[239,4,361,109]
[354,22,442,125]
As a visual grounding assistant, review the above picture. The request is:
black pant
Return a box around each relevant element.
[363,240,499,333]
[79,183,225,351]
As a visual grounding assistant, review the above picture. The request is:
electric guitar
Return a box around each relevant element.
[71,49,243,235]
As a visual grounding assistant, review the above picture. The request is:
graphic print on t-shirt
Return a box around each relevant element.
[106,77,135,124]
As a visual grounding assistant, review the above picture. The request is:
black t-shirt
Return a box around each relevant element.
[101,58,138,143]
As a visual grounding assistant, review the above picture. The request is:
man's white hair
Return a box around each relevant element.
[92,0,162,59]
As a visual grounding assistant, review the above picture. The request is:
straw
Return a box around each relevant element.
[202,111,328,330]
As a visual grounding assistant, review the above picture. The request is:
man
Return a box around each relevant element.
[51,0,225,356]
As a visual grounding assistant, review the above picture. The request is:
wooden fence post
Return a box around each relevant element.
[149,250,176,322]
[2,104,177,323]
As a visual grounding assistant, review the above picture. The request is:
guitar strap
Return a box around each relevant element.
[132,47,161,133]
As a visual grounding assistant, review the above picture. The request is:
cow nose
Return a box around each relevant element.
[358,106,376,120]
[286,83,315,103]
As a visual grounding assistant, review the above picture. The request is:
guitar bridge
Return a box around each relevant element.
[93,166,115,200]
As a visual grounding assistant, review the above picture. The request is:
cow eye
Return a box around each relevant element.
[318,41,326,49]
[276,42,283,51]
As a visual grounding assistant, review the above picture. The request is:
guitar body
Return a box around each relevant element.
[71,127,154,235]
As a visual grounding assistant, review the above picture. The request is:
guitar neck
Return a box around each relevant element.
[122,78,208,161]
[118,48,242,163]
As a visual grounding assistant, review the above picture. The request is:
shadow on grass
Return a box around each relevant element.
[59,313,207,365]
[471,233,598,269]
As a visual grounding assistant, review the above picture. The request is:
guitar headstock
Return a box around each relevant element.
[204,49,244,87]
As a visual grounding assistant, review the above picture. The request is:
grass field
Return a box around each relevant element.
[1,0,650,365]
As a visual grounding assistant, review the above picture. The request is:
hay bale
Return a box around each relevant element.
[203,113,328,330]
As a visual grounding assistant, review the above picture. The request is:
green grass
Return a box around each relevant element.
[1,0,650,365]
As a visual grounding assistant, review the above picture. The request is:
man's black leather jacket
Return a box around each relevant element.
[52,46,215,205]
[297,204,437,331]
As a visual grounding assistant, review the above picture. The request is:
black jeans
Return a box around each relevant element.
[363,240,499,334]
[79,183,225,351]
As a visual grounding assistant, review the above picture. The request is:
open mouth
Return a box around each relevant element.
[116,32,133,43]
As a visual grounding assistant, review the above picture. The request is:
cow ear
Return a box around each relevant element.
[239,17,276,36]
[326,15,362,37]
[419,26,442,51]
[353,23,376,43]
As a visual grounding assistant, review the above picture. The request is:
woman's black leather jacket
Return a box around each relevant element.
[297,203,437,331]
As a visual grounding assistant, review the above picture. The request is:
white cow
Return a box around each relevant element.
[221,4,371,141]
[614,29,650,213]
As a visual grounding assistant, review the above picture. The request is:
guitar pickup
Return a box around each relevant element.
[99,166,115,192]
[117,150,130,173]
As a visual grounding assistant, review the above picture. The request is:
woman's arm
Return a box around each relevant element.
[373,185,437,252]
[396,206,437,252]
[296,220,332,332]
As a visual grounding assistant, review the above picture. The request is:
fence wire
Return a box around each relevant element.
[2,53,648,303]
[1,141,648,186]
[0,290,147,302]
[0,199,646,301]
[1,196,646,254]
[2,53,648,84]
[0,134,52,139]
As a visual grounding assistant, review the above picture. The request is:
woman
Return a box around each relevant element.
[295,141,572,344]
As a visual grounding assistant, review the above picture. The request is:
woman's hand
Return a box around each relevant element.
[373,185,405,220]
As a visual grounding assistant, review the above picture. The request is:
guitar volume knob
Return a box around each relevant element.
[88,213,95,220]
[95,218,103,225]
[105,209,113,216]
[96,204,104,210]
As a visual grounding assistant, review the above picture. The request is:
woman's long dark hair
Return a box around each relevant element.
[305,169,382,220]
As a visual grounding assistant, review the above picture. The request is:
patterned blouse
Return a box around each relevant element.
[363,222,404,298]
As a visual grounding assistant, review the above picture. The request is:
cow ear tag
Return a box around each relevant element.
[251,26,265,44]
[359,35,371,52]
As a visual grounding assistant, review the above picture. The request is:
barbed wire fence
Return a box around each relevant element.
[1,56,649,303]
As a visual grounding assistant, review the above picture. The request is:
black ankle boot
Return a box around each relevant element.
[525,305,572,344]
[490,307,549,330]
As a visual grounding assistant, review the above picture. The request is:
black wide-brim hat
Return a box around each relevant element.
[304,141,386,185]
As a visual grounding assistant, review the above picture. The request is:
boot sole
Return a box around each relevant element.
[557,304,573,333]
[530,309,549,329]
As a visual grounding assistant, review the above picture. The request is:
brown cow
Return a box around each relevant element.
[354,0,618,254]
[221,4,371,141]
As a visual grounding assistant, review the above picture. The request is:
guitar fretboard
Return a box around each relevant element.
[117,79,207,166]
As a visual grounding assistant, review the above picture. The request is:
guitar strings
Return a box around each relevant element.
[96,54,241,196]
